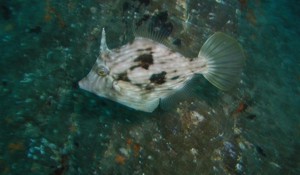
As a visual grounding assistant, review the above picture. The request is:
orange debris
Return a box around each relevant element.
[115,154,126,165]
[236,102,248,113]
[126,138,133,146]
[44,0,66,28]
[133,144,141,157]
[8,142,24,152]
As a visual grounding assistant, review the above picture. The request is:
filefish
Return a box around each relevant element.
[79,28,245,112]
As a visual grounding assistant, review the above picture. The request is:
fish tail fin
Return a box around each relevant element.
[198,32,246,91]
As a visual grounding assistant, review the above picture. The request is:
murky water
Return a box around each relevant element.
[0,0,299,174]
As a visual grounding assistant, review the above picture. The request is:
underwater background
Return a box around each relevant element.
[0,0,299,174]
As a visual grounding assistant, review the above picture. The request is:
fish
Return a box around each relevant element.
[78,27,245,112]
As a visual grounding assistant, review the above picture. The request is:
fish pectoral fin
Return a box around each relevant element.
[159,77,197,111]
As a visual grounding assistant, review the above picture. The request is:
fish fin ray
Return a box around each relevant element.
[133,18,170,46]
[199,32,245,91]
[160,77,197,111]
[100,28,110,54]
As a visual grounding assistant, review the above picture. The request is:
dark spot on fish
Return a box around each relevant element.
[134,83,143,87]
[129,65,139,70]
[171,76,180,80]
[255,145,266,157]
[133,83,154,91]
[116,72,130,82]
[246,114,256,120]
[145,84,154,90]
[172,38,181,46]
[134,54,153,69]
[137,47,152,52]
[150,71,167,84]
[174,70,177,73]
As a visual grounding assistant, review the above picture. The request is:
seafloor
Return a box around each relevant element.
[0,0,299,175]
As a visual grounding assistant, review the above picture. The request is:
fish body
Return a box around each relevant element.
[79,29,245,112]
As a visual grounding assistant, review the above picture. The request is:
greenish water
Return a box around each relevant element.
[0,0,299,174]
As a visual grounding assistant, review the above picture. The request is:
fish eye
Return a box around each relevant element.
[96,65,109,77]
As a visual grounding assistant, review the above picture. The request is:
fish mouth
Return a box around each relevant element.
[78,78,90,92]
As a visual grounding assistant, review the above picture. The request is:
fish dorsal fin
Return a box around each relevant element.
[100,28,110,54]
[98,28,113,64]
[133,20,171,46]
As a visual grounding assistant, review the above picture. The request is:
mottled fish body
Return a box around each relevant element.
[79,28,245,112]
